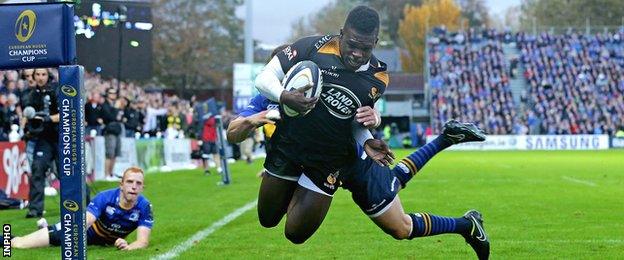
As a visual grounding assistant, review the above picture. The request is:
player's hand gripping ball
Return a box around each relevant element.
[281,60,323,117]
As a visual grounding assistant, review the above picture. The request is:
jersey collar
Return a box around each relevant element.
[355,61,370,72]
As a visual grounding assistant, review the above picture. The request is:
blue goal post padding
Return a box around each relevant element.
[0,2,76,69]
[58,65,87,260]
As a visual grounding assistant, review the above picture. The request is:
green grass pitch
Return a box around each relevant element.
[3,150,623,259]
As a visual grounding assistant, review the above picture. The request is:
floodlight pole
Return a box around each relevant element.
[117,5,127,94]
[244,0,253,64]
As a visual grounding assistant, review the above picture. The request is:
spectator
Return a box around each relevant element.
[200,113,221,175]
[85,90,103,136]
[123,98,143,138]
[101,88,123,182]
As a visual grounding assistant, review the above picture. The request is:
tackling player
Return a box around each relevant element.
[343,120,489,259]
[11,167,153,250]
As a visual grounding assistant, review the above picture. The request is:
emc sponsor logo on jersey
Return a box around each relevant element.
[314,35,332,49]
[320,83,361,119]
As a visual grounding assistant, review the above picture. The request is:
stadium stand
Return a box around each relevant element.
[427,27,624,136]
[428,28,516,135]
[516,30,624,135]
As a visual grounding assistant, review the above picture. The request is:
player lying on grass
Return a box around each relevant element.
[228,95,489,259]
[11,167,153,250]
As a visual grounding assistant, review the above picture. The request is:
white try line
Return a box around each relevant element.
[561,176,598,187]
[152,200,258,260]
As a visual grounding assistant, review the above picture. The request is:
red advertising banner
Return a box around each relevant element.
[0,141,30,200]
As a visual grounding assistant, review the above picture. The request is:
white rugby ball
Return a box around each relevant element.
[281,60,323,117]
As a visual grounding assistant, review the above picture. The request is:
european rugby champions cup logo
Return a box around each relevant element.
[15,10,36,43]
[61,85,78,97]
[63,200,80,212]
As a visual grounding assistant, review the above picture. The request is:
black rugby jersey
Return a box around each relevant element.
[274,35,389,168]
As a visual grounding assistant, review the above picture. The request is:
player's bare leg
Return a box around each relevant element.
[257,173,298,227]
[370,196,412,239]
[11,227,50,248]
[284,186,332,244]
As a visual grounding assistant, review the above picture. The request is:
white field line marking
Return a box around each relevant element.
[561,176,597,187]
[498,239,624,244]
[152,200,257,260]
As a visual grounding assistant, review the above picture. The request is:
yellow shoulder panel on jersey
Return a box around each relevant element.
[318,38,341,57]
[374,71,389,87]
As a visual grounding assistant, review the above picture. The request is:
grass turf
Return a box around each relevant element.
[3,150,623,259]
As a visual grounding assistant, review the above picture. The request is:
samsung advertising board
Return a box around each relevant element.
[428,135,610,151]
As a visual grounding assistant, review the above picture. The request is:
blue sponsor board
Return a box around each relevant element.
[0,3,76,69]
[58,65,86,260]
[611,137,624,148]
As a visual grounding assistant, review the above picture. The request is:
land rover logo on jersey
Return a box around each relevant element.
[15,10,36,43]
[60,85,77,97]
[320,83,361,119]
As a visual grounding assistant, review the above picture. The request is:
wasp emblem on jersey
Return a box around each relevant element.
[369,87,381,100]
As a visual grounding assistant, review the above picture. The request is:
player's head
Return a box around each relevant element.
[33,68,49,87]
[120,166,145,203]
[340,5,379,71]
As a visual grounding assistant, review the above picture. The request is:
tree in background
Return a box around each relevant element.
[289,0,422,46]
[289,0,359,42]
[366,0,422,44]
[152,0,243,92]
[520,0,624,30]
[398,0,461,73]
[457,0,490,28]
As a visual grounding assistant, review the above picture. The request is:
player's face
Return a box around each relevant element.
[339,27,378,71]
[120,171,144,202]
[33,69,49,87]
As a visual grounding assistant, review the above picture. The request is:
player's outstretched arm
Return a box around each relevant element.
[227,110,275,143]
[116,227,150,250]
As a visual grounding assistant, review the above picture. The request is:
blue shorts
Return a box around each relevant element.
[342,157,401,218]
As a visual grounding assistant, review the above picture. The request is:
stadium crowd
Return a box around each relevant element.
[428,27,516,135]
[517,30,624,135]
[428,27,624,136]
[0,69,237,142]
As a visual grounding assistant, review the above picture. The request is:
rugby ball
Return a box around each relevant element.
[281,60,323,117]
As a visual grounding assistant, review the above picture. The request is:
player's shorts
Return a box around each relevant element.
[297,164,345,196]
[342,162,401,218]
[263,147,301,182]
[201,141,217,157]
[48,223,110,246]
[104,134,121,159]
